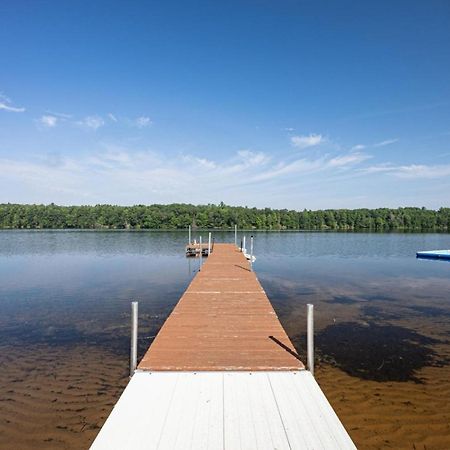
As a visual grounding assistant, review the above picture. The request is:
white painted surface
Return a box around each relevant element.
[90,371,357,450]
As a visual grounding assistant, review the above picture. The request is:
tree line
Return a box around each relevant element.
[0,203,449,231]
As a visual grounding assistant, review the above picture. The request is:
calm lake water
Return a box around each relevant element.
[1,230,450,448]
[1,230,450,379]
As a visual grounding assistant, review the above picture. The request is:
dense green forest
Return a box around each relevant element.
[1,203,449,231]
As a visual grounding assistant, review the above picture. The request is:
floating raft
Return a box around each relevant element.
[416,250,450,260]
[91,243,356,449]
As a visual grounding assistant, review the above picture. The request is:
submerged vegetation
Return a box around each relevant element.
[0,203,449,231]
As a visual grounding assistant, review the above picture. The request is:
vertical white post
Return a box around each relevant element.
[250,235,254,271]
[208,232,211,255]
[243,235,246,254]
[188,225,191,245]
[130,301,138,377]
[307,304,314,376]
[234,224,237,246]
[199,235,203,270]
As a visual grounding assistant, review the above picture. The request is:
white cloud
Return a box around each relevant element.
[328,152,371,168]
[78,115,105,130]
[0,147,374,205]
[46,110,72,119]
[38,115,58,128]
[1,141,448,208]
[182,155,217,169]
[108,113,118,122]
[363,163,450,179]
[135,116,152,128]
[351,144,366,151]
[374,138,398,147]
[0,94,25,113]
[291,134,324,149]
[284,127,295,132]
[236,150,270,166]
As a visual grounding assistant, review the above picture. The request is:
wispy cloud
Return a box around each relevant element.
[351,144,366,151]
[34,111,150,131]
[45,110,72,119]
[78,115,105,130]
[328,152,371,167]
[374,138,398,147]
[38,115,58,128]
[0,94,25,113]
[135,116,152,128]
[291,134,324,149]
[0,147,372,205]
[363,163,450,179]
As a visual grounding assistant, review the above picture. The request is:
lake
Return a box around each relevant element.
[1,230,449,449]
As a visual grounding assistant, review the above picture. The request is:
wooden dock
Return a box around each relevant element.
[91,242,356,449]
[139,243,303,371]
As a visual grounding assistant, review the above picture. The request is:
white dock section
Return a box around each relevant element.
[90,371,356,450]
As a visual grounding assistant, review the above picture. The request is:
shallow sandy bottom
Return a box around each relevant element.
[0,344,127,449]
[1,343,449,449]
[317,364,450,449]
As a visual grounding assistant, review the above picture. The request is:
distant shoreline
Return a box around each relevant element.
[1,203,449,232]
[1,228,449,234]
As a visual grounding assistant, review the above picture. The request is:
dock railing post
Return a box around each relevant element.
[130,301,138,377]
[199,235,203,270]
[234,224,237,247]
[188,225,191,245]
[208,232,211,255]
[307,304,314,376]
[250,235,254,271]
[243,235,246,254]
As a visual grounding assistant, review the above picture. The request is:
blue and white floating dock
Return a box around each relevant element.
[416,250,450,260]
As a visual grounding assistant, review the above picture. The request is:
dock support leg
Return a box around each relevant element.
[307,304,314,376]
[250,235,254,271]
[130,301,138,377]
[208,232,211,255]
[234,224,237,247]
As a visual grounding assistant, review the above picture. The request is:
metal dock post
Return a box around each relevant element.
[130,301,138,377]
[250,235,254,271]
[199,235,203,270]
[307,304,314,376]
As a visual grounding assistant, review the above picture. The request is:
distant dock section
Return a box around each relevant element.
[185,242,211,257]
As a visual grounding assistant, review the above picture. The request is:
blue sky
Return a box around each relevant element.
[1,0,449,209]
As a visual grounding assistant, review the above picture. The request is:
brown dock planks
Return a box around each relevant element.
[138,243,304,371]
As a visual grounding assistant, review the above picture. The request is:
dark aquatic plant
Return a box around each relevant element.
[315,321,448,383]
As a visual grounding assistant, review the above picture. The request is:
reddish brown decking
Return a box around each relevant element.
[138,243,304,371]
